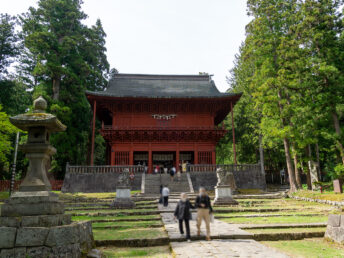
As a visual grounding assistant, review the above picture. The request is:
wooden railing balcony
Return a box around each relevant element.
[101,125,226,131]
[66,164,145,174]
[65,164,260,174]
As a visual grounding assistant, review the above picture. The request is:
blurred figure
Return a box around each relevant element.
[162,185,170,207]
[195,187,213,241]
[174,193,194,242]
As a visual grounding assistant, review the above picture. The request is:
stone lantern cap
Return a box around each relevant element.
[9,96,66,132]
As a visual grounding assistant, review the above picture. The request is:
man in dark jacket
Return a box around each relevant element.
[174,193,194,241]
[195,187,213,240]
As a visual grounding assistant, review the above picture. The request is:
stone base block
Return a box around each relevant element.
[1,202,64,217]
[1,191,64,216]
[325,214,344,244]
[0,221,94,257]
[111,198,136,209]
[214,185,238,205]
[0,214,71,228]
[213,197,238,205]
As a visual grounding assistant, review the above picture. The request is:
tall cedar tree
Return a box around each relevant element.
[297,0,344,165]
[20,0,109,177]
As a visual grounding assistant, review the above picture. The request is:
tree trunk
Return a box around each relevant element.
[315,143,321,181]
[293,153,302,189]
[331,111,344,165]
[306,145,312,190]
[283,137,297,192]
[52,75,61,100]
[259,134,265,176]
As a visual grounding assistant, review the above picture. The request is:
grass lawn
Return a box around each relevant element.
[66,208,156,214]
[220,215,328,224]
[72,214,160,221]
[262,238,344,258]
[230,199,334,209]
[99,246,171,258]
[93,227,167,240]
[55,191,141,200]
[247,227,326,234]
[216,212,327,218]
[0,191,9,199]
[92,220,163,228]
[292,190,344,202]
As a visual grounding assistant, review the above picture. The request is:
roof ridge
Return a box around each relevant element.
[113,73,210,81]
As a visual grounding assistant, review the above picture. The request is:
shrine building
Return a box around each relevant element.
[86,74,241,173]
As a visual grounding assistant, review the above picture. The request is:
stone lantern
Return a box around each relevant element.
[0,96,94,257]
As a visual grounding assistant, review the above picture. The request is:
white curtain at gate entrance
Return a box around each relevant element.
[180,153,192,161]
[153,154,174,161]
[134,153,148,161]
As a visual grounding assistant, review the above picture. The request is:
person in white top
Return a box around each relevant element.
[161,185,170,207]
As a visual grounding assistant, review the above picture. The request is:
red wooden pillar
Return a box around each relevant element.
[129,151,134,165]
[231,101,237,164]
[90,99,97,166]
[176,150,180,171]
[212,150,216,164]
[148,149,152,174]
[194,144,198,165]
[110,145,114,165]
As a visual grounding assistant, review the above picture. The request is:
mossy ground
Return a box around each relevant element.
[262,238,344,258]
[0,191,9,199]
[292,190,344,202]
[98,246,172,258]
[93,227,167,240]
[247,227,326,234]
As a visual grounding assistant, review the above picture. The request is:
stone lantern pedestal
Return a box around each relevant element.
[213,168,238,205]
[111,169,135,209]
[0,97,94,257]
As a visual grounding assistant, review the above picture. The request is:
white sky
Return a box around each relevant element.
[2,0,250,92]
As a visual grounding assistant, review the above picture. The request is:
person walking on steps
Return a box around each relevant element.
[195,187,213,241]
[162,185,170,207]
[174,193,194,242]
[170,166,176,181]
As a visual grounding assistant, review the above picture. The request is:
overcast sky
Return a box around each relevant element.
[2,0,250,92]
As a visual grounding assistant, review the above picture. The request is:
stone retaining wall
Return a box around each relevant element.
[0,221,94,257]
[190,170,266,191]
[62,172,142,193]
[62,167,266,193]
[325,214,344,244]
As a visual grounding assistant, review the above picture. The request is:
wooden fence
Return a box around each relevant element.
[0,180,64,192]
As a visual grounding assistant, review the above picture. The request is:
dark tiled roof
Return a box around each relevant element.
[86,74,235,98]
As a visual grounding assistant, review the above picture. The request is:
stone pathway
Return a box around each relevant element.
[171,239,289,258]
[159,199,290,258]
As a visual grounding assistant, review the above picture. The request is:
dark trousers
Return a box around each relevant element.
[179,219,190,239]
[163,196,169,207]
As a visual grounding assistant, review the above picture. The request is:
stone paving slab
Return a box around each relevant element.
[160,212,252,240]
[160,200,290,257]
[171,239,290,258]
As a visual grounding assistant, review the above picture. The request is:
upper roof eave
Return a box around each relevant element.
[85,90,242,100]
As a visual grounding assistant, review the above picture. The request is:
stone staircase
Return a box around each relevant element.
[144,173,192,194]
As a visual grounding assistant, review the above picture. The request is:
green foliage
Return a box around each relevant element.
[0,105,18,178]
[333,164,344,180]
